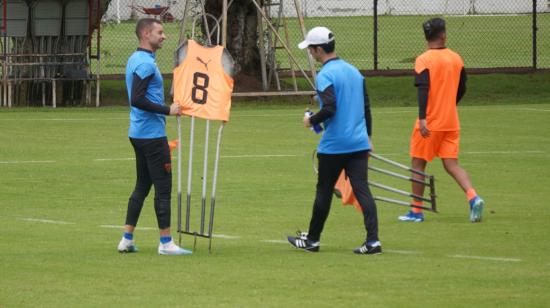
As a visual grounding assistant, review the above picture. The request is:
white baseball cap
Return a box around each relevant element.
[298,27,334,49]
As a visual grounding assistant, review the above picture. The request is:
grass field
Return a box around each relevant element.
[1,83,549,305]
[93,14,550,75]
[95,72,550,107]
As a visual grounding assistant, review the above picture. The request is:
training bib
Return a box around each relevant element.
[173,40,234,122]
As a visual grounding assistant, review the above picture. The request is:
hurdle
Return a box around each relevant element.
[368,153,437,212]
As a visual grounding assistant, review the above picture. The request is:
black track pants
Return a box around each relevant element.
[125,137,172,229]
[307,150,379,243]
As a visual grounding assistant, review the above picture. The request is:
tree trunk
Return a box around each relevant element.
[204,0,263,89]
[94,0,265,90]
[92,0,112,31]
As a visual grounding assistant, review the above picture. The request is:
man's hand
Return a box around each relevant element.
[303,115,312,128]
[169,103,181,116]
[419,119,430,138]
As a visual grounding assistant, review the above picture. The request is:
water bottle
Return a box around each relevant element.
[305,108,323,134]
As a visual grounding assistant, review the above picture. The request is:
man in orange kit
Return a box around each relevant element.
[398,18,485,223]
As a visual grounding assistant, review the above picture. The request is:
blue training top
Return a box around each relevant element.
[316,58,370,154]
[126,50,166,139]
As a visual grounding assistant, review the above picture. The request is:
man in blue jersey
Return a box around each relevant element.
[287,27,381,254]
[117,18,191,255]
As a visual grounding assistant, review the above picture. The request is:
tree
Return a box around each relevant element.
[204,0,263,80]
[92,0,112,30]
[96,0,265,89]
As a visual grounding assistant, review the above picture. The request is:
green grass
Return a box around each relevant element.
[1,94,550,305]
[92,72,550,107]
[92,14,550,74]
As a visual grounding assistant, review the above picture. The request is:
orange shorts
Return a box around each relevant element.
[410,129,460,162]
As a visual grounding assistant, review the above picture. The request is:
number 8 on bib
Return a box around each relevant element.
[173,40,235,122]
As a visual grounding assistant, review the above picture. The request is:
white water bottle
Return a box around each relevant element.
[305,108,323,134]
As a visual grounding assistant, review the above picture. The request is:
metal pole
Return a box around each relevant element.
[369,180,431,203]
[86,0,93,106]
[222,0,227,47]
[293,0,316,81]
[42,82,46,107]
[283,17,298,91]
[198,0,212,44]
[175,1,191,246]
[177,116,182,245]
[205,0,234,46]
[2,0,6,107]
[200,120,210,235]
[95,0,101,107]
[185,116,195,233]
[532,0,537,70]
[257,7,268,90]
[429,176,437,212]
[368,165,428,185]
[7,81,11,107]
[208,123,225,253]
[373,196,435,212]
[177,0,191,44]
[116,0,120,24]
[251,0,315,90]
[95,61,100,106]
[373,0,378,71]
[370,153,430,177]
[52,79,56,108]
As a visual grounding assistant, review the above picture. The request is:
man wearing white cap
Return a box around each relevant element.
[287,27,381,255]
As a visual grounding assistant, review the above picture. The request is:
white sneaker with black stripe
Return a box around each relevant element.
[287,231,320,252]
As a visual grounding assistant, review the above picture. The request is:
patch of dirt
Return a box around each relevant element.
[233,73,265,92]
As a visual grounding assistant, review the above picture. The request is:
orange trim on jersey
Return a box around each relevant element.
[414,48,463,131]
[173,40,234,122]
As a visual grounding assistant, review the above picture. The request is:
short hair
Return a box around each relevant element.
[423,18,446,41]
[309,33,336,53]
[135,18,162,39]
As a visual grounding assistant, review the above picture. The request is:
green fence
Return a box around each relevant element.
[93,0,550,75]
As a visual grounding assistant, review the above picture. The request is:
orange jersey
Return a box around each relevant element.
[173,40,234,122]
[414,48,463,131]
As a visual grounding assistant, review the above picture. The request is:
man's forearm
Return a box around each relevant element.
[415,69,430,119]
[310,85,336,125]
[131,73,169,115]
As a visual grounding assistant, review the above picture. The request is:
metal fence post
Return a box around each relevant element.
[373,0,378,71]
[533,0,538,70]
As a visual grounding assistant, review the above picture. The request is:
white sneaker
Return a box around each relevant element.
[158,240,193,255]
[117,237,138,253]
